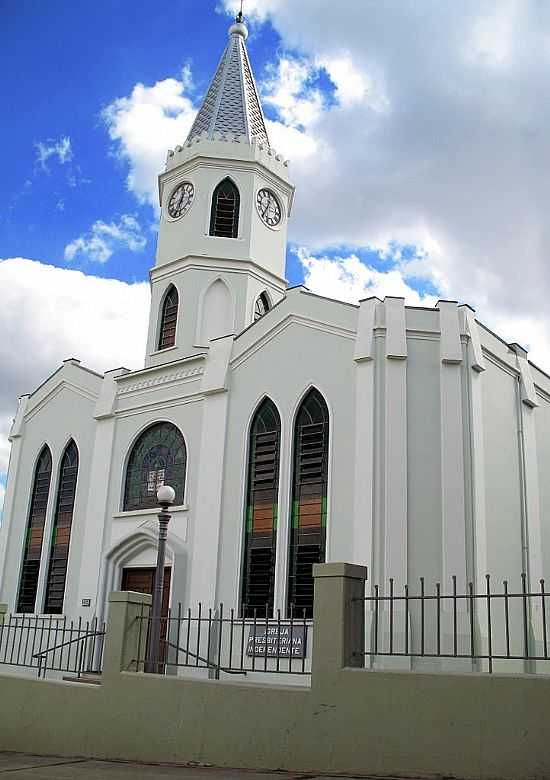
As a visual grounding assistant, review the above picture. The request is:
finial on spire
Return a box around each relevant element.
[229,1,248,39]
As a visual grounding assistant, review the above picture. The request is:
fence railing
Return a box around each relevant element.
[134,603,311,677]
[0,613,105,678]
[361,574,550,673]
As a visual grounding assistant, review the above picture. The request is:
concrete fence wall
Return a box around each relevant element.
[0,564,549,779]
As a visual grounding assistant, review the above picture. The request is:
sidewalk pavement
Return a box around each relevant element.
[0,753,398,779]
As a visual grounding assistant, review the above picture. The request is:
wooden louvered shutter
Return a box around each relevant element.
[288,389,329,618]
[16,447,52,613]
[158,286,178,350]
[210,179,240,238]
[241,399,281,618]
[43,441,79,615]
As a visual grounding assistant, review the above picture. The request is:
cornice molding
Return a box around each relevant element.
[118,366,205,396]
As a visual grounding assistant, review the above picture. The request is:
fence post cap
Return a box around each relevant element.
[108,590,152,606]
[313,562,368,580]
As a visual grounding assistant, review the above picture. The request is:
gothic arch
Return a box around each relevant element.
[198,277,235,344]
[43,439,79,614]
[209,177,240,238]
[287,387,330,618]
[240,397,282,617]
[97,525,187,625]
[123,422,187,512]
[253,290,272,322]
[16,444,53,613]
[157,284,179,351]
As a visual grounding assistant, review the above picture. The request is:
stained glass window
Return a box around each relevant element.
[288,389,329,618]
[158,285,179,351]
[16,446,52,614]
[209,178,240,238]
[241,399,281,618]
[254,292,271,322]
[43,440,79,615]
[123,423,186,512]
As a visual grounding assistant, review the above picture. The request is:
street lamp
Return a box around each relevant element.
[145,484,176,673]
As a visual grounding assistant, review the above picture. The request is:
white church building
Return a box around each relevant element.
[1,14,550,655]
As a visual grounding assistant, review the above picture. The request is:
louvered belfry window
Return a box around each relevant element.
[241,399,281,618]
[210,178,240,238]
[124,423,186,512]
[158,285,179,350]
[16,446,52,613]
[288,389,329,618]
[43,440,79,615]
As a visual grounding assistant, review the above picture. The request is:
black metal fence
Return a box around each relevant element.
[134,603,311,677]
[361,574,550,673]
[0,613,105,678]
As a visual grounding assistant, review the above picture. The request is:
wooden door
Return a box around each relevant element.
[121,567,171,668]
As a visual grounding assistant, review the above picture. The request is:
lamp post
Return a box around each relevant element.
[145,484,176,673]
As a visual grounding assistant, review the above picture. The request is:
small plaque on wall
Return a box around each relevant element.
[247,625,307,658]
[81,599,91,608]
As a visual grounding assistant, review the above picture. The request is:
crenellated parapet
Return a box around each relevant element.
[165,132,291,180]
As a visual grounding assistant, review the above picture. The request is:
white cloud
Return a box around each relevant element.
[64,214,146,263]
[35,136,73,172]
[103,71,196,208]
[0,258,150,475]
[297,248,438,308]
[262,57,324,129]
[217,0,550,373]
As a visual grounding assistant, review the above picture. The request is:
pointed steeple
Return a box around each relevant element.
[186,14,270,147]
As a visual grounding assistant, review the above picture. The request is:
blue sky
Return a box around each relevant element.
[2,0,550,514]
[1,1,277,283]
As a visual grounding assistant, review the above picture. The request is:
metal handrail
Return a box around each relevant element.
[164,638,247,677]
[33,630,105,679]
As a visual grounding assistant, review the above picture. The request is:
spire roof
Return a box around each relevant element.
[185,17,270,147]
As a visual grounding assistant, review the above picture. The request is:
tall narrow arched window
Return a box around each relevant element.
[124,422,186,512]
[158,285,179,351]
[241,399,281,618]
[16,446,52,613]
[43,440,79,615]
[288,389,329,618]
[209,178,240,238]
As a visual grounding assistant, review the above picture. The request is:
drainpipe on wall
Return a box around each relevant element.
[514,373,534,672]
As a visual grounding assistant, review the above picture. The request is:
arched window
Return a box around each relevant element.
[158,285,179,351]
[254,292,271,322]
[241,399,281,618]
[124,422,186,512]
[288,389,329,618]
[43,440,79,615]
[16,446,52,613]
[209,178,240,238]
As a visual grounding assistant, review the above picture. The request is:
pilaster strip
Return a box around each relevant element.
[437,301,462,364]
[510,344,538,408]
[384,352,408,591]
[354,298,379,362]
[460,306,486,373]
[384,297,407,359]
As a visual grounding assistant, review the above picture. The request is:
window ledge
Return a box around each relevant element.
[113,505,189,519]
[150,345,179,358]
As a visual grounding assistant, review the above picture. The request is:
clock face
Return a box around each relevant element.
[167,182,194,219]
[256,188,282,227]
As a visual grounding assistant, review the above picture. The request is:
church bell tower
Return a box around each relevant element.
[145,13,295,368]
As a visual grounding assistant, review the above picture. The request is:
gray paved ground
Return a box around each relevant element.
[0,754,380,779]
